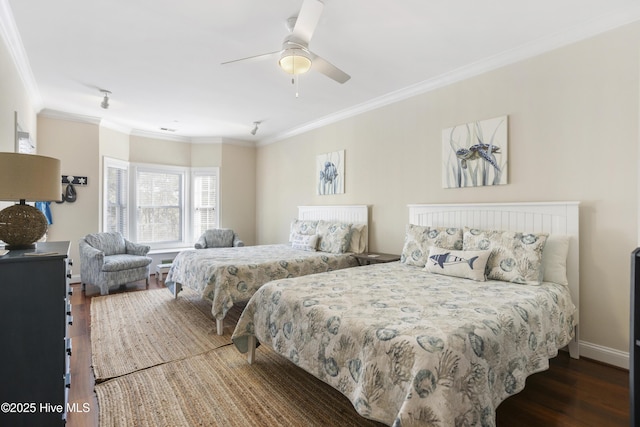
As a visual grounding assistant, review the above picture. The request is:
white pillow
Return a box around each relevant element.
[290,233,318,251]
[425,247,490,281]
[347,224,367,253]
[542,234,570,286]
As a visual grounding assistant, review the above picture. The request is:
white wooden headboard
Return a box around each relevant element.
[408,201,580,358]
[298,205,369,251]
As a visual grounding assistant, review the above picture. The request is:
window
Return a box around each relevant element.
[103,157,219,248]
[103,158,129,238]
[192,169,219,241]
[134,166,184,244]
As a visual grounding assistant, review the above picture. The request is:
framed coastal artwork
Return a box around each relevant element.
[442,115,508,189]
[316,150,344,195]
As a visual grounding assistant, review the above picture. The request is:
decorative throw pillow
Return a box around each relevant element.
[542,234,570,286]
[289,219,318,242]
[400,224,463,267]
[316,220,352,254]
[291,233,318,251]
[425,247,490,281]
[463,227,548,285]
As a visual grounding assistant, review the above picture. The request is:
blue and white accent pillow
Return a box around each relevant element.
[425,247,490,281]
[463,227,548,285]
[317,220,352,254]
[400,224,463,267]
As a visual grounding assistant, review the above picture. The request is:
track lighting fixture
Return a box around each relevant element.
[100,89,111,109]
[250,121,261,136]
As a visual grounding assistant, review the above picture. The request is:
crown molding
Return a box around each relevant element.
[0,0,42,109]
[130,128,192,143]
[261,6,640,146]
[38,109,256,145]
[38,108,102,126]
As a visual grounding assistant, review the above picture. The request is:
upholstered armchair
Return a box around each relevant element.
[79,232,153,295]
[195,228,244,249]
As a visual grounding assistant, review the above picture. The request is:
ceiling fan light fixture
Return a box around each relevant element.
[279,48,312,75]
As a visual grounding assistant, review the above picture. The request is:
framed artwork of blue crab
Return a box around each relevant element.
[442,115,508,188]
[317,150,344,195]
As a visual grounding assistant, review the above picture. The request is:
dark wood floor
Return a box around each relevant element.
[66,279,630,427]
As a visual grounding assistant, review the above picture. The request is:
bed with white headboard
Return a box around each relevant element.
[232,201,579,426]
[408,201,580,358]
[166,205,369,334]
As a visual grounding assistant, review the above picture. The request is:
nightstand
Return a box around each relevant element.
[353,252,401,266]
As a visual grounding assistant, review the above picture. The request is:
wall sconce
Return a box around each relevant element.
[0,152,61,249]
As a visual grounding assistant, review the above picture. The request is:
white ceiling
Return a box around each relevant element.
[3,0,640,144]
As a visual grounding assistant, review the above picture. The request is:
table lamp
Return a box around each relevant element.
[0,152,61,249]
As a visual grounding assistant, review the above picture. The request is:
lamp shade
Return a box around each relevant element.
[0,152,61,249]
[0,152,61,202]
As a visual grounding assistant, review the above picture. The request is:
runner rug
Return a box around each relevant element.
[90,288,230,381]
[95,345,385,427]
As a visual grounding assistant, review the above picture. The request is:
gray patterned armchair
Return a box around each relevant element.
[195,228,244,249]
[79,232,153,295]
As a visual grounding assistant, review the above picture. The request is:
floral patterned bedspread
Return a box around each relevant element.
[165,244,358,321]
[232,262,576,427]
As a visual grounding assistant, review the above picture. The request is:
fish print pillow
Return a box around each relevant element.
[463,227,548,285]
[424,247,490,281]
[400,224,463,267]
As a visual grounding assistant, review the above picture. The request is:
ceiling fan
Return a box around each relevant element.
[221,0,350,84]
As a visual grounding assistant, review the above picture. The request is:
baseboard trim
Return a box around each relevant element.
[579,340,629,369]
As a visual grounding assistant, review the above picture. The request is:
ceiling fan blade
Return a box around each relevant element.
[311,54,350,84]
[221,50,280,66]
[291,0,324,44]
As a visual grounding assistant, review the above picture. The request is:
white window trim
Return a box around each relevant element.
[103,157,130,236]
[103,159,220,250]
[191,167,220,242]
[130,162,188,250]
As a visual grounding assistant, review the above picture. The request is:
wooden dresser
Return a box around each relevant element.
[0,241,71,426]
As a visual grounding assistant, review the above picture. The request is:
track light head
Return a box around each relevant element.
[100,89,111,109]
[250,121,261,135]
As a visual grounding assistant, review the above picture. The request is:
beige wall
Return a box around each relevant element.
[0,34,36,153]
[130,134,192,165]
[220,142,257,245]
[256,22,640,359]
[37,116,100,268]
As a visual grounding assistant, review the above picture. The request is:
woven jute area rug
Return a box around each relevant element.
[95,345,385,427]
[91,288,230,381]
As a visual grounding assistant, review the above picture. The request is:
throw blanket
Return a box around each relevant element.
[232,262,576,426]
[165,244,358,321]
